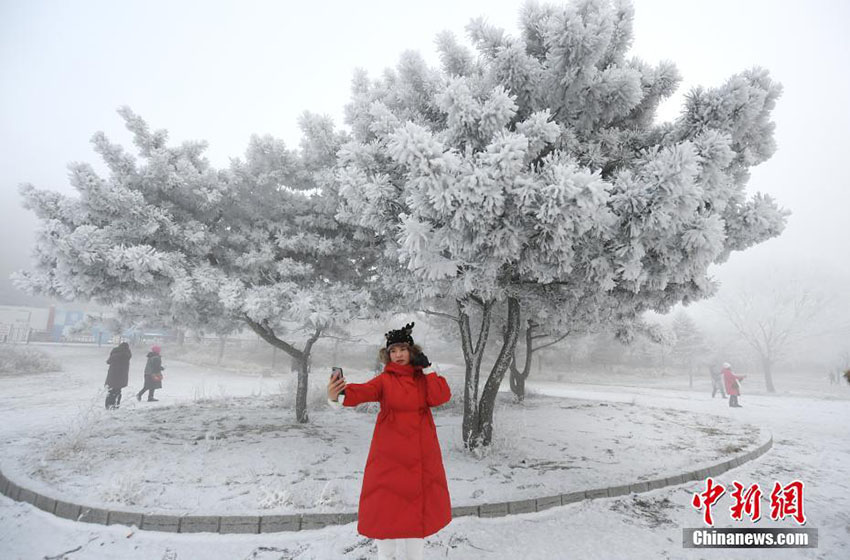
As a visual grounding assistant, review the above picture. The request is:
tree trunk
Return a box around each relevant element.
[217,336,226,365]
[457,298,492,449]
[509,321,570,399]
[508,319,534,402]
[296,332,320,423]
[468,296,521,449]
[761,355,776,393]
[508,364,526,402]
[294,355,310,423]
[243,317,322,423]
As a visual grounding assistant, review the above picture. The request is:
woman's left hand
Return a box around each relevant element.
[411,352,431,368]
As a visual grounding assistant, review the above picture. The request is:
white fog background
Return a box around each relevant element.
[2,3,850,559]
[2,0,849,368]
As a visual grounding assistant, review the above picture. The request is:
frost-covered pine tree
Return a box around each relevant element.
[14,107,377,423]
[336,0,788,448]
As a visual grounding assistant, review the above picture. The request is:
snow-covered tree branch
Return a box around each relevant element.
[14,108,379,423]
[336,0,788,449]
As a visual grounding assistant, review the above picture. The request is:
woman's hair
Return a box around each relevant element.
[378,342,422,365]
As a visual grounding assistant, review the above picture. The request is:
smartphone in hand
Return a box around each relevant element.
[331,367,345,397]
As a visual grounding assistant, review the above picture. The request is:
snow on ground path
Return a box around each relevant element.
[499,380,850,559]
[10,391,759,516]
[2,381,847,559]
[1,346,848,558]
[0,344,274,437]
[1,345,761,518]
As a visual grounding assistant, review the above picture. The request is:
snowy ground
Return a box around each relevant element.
[1,344,848,559]
[10,383,758,514]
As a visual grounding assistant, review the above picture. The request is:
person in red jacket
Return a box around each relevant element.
[327,322,452,560]
[722,362,745,408]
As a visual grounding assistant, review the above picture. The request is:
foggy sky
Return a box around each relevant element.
[2,0,849,306]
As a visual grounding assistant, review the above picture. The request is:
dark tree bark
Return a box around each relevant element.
[468,296,521,448]
[426,296,527,449]
[217,336,226,365]
[508,320,571,402]
[719,286,824,394]
[760,354,776,393]
[243,316,322,423]
[456,298,492,449]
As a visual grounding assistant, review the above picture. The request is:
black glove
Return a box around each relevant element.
[411,353,431,368]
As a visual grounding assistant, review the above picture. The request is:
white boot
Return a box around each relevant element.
[402,538,424,560]
[376,538,398,560]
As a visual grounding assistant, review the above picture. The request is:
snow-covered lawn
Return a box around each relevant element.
[1,344,848,559]
[14,391,759,516]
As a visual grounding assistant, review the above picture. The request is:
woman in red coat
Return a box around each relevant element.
[722,362,745,408]
[327,322,452,560]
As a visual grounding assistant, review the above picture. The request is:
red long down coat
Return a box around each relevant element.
[342,361,452,539]
[722,367,743,396]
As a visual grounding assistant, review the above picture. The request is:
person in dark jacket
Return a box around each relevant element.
[709,363,726,398]
[104,342,132,409]
[136,345,165,402]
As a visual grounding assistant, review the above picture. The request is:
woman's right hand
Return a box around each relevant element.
[328,372,346,400]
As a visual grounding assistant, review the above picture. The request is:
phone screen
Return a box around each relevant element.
[332,367,344,378]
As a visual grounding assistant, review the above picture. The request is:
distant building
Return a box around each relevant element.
[0,304,113,344]
[0,305,48,342]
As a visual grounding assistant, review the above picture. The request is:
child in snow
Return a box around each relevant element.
[137,345,165,402]
[327,322,452,560]
[721,362,745,408]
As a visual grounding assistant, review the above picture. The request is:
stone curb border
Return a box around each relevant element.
[0,434,773,533]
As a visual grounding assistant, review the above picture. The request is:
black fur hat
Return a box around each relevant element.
[385,322,415,348]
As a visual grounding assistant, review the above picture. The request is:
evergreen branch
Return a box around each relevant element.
[241,315,302,358]
[531,330,571,353]
[419,308,460,322]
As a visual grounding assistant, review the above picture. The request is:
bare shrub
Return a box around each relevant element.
[0,346,62,375]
